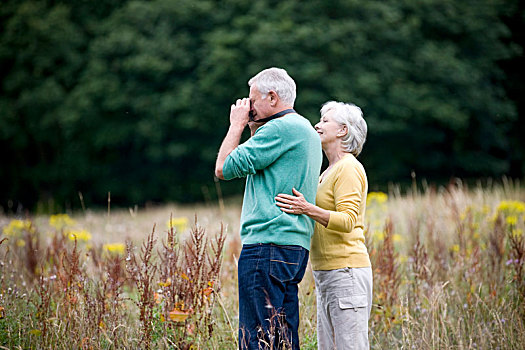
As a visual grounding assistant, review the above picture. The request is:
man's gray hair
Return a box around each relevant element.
[321,101,367,156]
[248,67,296,106]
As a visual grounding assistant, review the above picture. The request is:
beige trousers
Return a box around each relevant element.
[313,267,373,350]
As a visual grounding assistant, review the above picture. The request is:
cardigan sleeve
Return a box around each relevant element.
[325,162,366,232]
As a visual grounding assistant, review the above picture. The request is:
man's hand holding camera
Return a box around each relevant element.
[215,97,253,179]
[230,97,262,136]
[230,98,251,129]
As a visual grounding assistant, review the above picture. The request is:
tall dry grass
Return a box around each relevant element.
[0,179,524,349]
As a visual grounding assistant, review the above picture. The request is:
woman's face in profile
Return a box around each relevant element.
[315,110,343,147]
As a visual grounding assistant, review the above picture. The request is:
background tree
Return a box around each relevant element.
[0,0,522,212]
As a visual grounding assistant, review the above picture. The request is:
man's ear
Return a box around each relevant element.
[268,90,279,107]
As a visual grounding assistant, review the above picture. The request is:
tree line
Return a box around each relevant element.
[1,0,523,212]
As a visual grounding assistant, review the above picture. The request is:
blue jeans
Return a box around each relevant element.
[238,243,309,350]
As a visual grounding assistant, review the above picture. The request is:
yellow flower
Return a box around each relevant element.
[158,278,172,287]
[166,217,189,233]
[67,230,92,242]
[103,243,126,255]
[366,192,388,206]
[373,230,384,241]
[459,206,471,222]
[450,244,460,253]
[29,329,41,336]
[506,216,518,226]
[512,229,523,237]
[49,214,76,230]
[16,239,26,247]
[496,200,525,216]
[393,234,403,242]
[2,219,34,236]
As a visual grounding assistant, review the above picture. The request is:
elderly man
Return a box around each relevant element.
[215,67,322,349]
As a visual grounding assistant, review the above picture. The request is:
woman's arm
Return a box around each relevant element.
[275,188,330,227]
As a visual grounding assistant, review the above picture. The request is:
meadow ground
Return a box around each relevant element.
[1,179,524,349]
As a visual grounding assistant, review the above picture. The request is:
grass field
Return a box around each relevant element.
[1,179,524,349]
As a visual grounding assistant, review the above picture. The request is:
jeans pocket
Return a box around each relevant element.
[269,247,302,283]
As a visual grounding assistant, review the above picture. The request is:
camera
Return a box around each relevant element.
[248,100,255,121]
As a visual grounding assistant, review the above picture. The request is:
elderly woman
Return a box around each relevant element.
[275,101,372,349]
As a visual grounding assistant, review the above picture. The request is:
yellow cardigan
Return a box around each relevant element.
[310,154,371,270]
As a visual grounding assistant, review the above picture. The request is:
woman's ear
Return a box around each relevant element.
[337,124,348,138]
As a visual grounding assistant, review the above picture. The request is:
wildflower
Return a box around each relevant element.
[202,281,215,298]
[460,206,471,222]
[166,217,189,233]
[373,230,384,241]
[450,244,460,253]
[168,307,191,322]
[367,192,388,206]
[158,278,172,287]
[393,234,403,242]
[512,229,523,237]
[178,271,190,281]
[506,216,518,226]
[154,292,164,304]
[103,243,126,255]
[496,200,525,216]
[29,329,41,336]
[67,230,92,242]
[466,247,472,257]
[2,219,34,236]
[202,287,213,297]
[49,214,76,230]
[16,239,25,247]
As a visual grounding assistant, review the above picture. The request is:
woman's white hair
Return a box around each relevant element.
[248,67,296,106]
[321,101,367,156]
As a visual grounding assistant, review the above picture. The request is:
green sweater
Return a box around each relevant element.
[223,113,322,250]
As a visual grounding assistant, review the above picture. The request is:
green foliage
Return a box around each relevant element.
[0,0,522,209]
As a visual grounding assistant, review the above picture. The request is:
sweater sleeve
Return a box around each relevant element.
[222,122,283,180]
[325,163,365,232]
